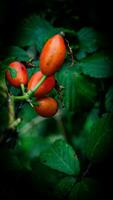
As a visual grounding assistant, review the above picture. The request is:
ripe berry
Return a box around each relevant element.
[27,71,55,97]
[35,97,58,117]
[39,34,66,76]
[6,61,28,87]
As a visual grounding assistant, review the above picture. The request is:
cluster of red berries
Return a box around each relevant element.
[6,34,66,117]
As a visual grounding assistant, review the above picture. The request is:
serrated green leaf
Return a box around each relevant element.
[85,114,113,162]
[6,46,30,62]
[39,139,80,175]
[54,176,76,199]
[73,104,99,155]
[78,52,113,78]
[69,178,99,200]
[56,64,97,112]
[16,15,57,52]
[77,27,101,53]
[105,85,113,113]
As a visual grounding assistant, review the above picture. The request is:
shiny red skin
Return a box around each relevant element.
[6,61,28,87]
[27,71,55,98]
[35,97,58,117]
[39,34,66,76]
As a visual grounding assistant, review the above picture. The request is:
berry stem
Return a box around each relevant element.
[12,75,47,101]
[20,83,25,95]
[27,74,47,98]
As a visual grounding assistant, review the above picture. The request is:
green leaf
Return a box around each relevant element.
[16,15,57,52]
[54,176,76,199]
[6,46,30,62]
[85,114,113,162]
[78,52,113,78]
[73,104,99,154]
[17,103,37,134]
[7,66,17,78]
[1,57,16,67]
[1,60,17,78]
[16,135,51,160]
[105,85,113,113]
[76,50,87,60]
[39,139,80,175]
[31,159,65,195]
[56,64,97,111]
[27,66,39,79]
[77,27,101,53]
[69,178,99,200]
[17,103,61,137]
[82,104,99,134]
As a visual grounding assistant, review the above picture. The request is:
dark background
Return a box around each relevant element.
[0,0,113,48]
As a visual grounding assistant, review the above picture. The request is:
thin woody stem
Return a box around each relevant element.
[8,95,15,129]
[20,83,25,95]
[65,38,74,66]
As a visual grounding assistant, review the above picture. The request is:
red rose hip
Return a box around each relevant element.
[39,34,66,76]
[27,71,55,98]
[6,61,28,87]
[35,97,58,117]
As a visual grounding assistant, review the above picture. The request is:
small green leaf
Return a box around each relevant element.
[6,46,30,62]
[85,114,113,162]
[16,15,57,52]
[69,178,99,200]
[78,52,113,78]
[7,66,17,78]
[39,139,80,175]
[105,85,113,113]
[77,27,101,53]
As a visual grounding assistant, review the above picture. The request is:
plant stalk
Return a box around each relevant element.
[13,75,47,101]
